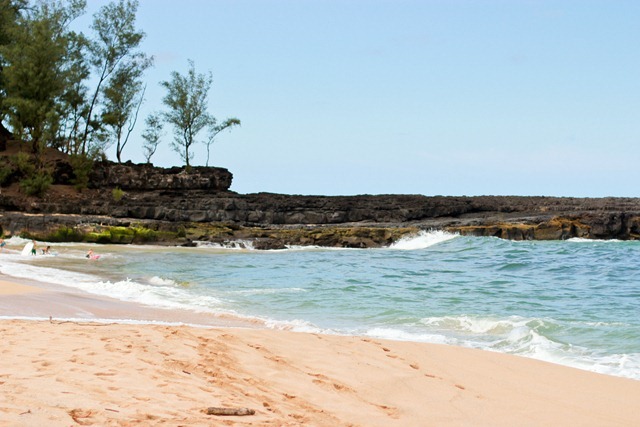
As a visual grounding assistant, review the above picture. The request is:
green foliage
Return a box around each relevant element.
[102,61,151,163]
[55,31,91,155]
[31,223,186,245]
[9,151,53,195]
[0,1,25,46]
[0,0,26,116]
[204,117,241,166]
[108,228,131,243]
[0,165,13,185]
[0,0,85,158]
[131,226,158,243]
[20,170,53,197]
[18,230,33,239]
[0,154,17,185]
[160,60,213,168]
[80,0,149,157]
[1,0,236,169]
[86,230,114,243]
[69,153,93,190]
[141,112,163,163]
[10,151,35,176]
[86,227,131,243]
[2,0,151,163]
[46,226,85,242]
[112,186,125,201]
[85,226,160,244]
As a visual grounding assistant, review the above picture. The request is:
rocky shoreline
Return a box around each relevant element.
[1,161,640,248]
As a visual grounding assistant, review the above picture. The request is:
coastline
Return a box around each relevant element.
[4,194,640,250]
[0,275,257,328]
[1,275,638,426]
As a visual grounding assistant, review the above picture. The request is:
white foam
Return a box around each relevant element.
[567,237,623,243]
[365,327,452,344]
[4,236,34,246]
[263,318,325,333]
[0,254,105,286]
[0,255,225,314]
[148,276,179,286]
[417,314,640,380]
[196,240,255,250]
[421,315,531,335]
[227,287,306,296]
[86,278,225,313]
[388,230,458,250]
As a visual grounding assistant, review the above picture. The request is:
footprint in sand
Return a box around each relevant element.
[376,404,400,418]
[307,373,354,394]
[94,371,117,377]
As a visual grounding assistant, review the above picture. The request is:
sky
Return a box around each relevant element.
[76,0,640,197]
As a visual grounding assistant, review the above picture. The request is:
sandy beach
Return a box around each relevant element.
[1,278,639,426]
[0,280,43,295]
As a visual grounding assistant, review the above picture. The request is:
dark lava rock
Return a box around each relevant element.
[1,161,640,247]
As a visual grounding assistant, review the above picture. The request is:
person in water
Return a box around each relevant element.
[31,240,37,256]
[0,238,5,252]
[86,249,94,259]
[42,246,51,255]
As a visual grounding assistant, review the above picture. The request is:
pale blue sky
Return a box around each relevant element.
[79,1,640,196]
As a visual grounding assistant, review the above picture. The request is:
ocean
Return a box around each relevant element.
[1,231,638,380]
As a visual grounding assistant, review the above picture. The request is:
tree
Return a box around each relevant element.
[141,112,163,164]
[0,0,85,162]
[0,0,160,194]
[0,0,27,147]
[80,0,149,156]
[204,118,240,167]
[161,60,239,168]
[160,60,212,168]
[55,30,91,155]
[102,59,150,162]
[0,0,28,123]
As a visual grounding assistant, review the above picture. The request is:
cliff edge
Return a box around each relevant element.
[0,154,639,248]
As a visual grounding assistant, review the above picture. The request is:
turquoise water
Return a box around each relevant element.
[1,232,639,379]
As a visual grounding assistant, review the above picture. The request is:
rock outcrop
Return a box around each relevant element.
[88,161,233,192]
[1,160,640,248]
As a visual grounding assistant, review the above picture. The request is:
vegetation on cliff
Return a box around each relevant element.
[13,220,420,250]
[0,0,239,196]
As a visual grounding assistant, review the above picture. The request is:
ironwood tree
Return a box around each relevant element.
[160,60,240,168]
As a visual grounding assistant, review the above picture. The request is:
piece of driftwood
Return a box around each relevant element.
[206,407,255,416]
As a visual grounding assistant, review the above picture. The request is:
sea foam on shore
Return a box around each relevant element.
[0,233,638,380]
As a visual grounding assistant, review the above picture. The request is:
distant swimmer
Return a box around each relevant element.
[31,240,37,256]
[42,246,51,255]
[86,249,100,260]
[0,238,5,252]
